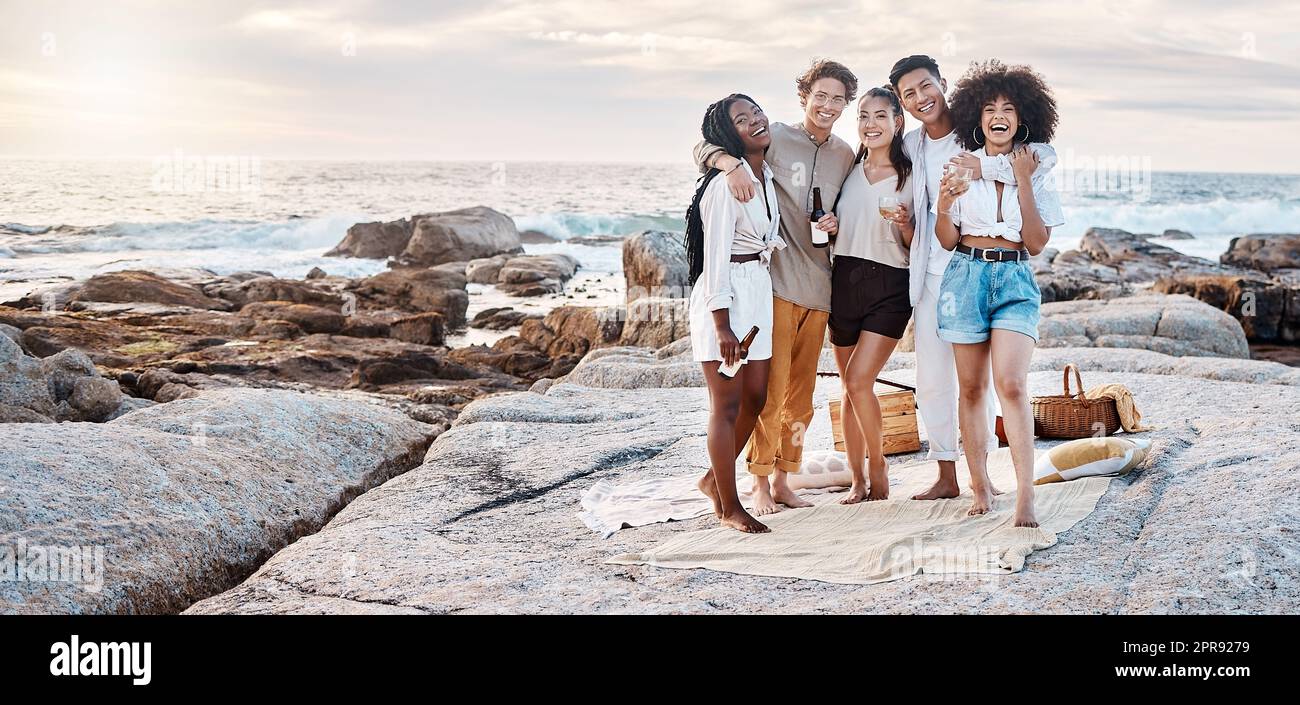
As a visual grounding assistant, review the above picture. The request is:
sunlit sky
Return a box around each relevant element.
[2,0,1297,172]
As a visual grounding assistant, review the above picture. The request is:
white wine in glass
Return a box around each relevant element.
[878,196,901,220]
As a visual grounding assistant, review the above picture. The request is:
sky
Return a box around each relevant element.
[1,0,1297,172]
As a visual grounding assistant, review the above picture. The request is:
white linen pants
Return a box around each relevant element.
[914,272,999,461]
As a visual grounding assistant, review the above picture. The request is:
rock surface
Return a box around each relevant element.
[185,345,1300,614]
[901,293,1252,359]
[325,218,415,260]
[0,389,437,614]
[0,339,125,422]
[1037,294,1250,358]
[468,253,581,296]
[520,305,624,359]
[326,207,523,267]
[349,266,469,328]
[617,297,691,349]
[1153,273,1298,342]
[72,270,229,311]
[470,307,540,331]
[1221,233,1300,274]
[496,254,579,296]
[623,230,689,302]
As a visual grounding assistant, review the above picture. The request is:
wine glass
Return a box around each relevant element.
[878,196,900,221]
[943,164,973,216]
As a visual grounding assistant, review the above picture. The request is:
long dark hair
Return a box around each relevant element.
[853,86,911,193]
[685,93,755,286]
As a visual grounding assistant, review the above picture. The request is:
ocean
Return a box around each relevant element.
[3,159,1299,306]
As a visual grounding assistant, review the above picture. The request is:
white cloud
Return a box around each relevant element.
[0,0,1295,170]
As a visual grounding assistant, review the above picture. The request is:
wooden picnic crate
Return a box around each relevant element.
[822,376,922,456]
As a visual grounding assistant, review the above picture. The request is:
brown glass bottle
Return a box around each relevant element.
[810,187,829,248]
[719,325,760,378]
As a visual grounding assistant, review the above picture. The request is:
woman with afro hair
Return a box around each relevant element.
[931,60,1065,528]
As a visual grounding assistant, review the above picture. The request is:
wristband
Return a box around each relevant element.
[724,162,742,175]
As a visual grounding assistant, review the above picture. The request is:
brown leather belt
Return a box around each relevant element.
[730,252,761,263]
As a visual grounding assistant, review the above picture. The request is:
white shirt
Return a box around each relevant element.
[933,146,1066,241]
[900,127,1059,304]
[920,131,960,275]
[698,160,785,311]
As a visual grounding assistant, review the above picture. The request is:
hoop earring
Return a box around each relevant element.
[972,126,985,146]
[1016,124,1030,142]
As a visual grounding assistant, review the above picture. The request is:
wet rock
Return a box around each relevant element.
[349,267,468,328]
[1221,233,1300,273]
[390,312,446,347]
[241,302,346,335]
[325,218,415,260]
[396,207,523,267]
[470,307,540,330]
[72,270,229,311]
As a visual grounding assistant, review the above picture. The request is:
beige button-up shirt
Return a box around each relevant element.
[695,121,856,312]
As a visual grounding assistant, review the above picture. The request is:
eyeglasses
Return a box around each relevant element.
[811,92,847,109]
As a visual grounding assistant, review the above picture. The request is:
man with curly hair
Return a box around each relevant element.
[888,54,1058,503]
[693,59,858,515]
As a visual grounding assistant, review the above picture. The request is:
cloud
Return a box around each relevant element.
[0,0,1296,170]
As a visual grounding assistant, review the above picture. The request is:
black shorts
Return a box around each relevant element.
[829,256,912,345]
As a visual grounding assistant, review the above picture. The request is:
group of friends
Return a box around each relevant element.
[685,55,1063,533]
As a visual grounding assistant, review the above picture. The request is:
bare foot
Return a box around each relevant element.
[840,480,869,505]
[1013,497,1038,528]
[750,478,782,516]
[991,484,1006,496]
[1013,511,1039,528]
[967,485,993,516]
[866,459,889,501]
[912,476,960,501]
[720,508,770,533]
[696,472,721,518]
[772,483,813,509]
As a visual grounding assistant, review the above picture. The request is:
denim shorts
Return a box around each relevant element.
[936,249,1041,344]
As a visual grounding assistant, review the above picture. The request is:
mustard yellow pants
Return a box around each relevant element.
[744,296,829,476]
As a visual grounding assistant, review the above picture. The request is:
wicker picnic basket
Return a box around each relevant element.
[1031,363,1121,438]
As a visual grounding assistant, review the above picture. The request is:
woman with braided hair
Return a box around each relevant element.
[684,93,784,533]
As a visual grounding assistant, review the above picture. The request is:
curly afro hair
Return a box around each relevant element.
[949,59,1058,151]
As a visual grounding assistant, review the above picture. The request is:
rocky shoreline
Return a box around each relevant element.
[3,207,1298,613]
[185,344,1299,614]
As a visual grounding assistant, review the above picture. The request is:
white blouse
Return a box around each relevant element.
[697,160,785,311]
[934,146,1065,242]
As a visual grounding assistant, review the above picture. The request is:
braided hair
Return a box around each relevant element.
[684,93,756,286]
[852,85,912,193]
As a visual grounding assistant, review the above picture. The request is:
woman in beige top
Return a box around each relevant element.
[823,86,916,503]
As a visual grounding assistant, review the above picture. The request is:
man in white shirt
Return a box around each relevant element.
[888,54,1057,500]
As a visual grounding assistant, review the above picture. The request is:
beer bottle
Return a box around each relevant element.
[719,325,760,378]
[810,187,829,248]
